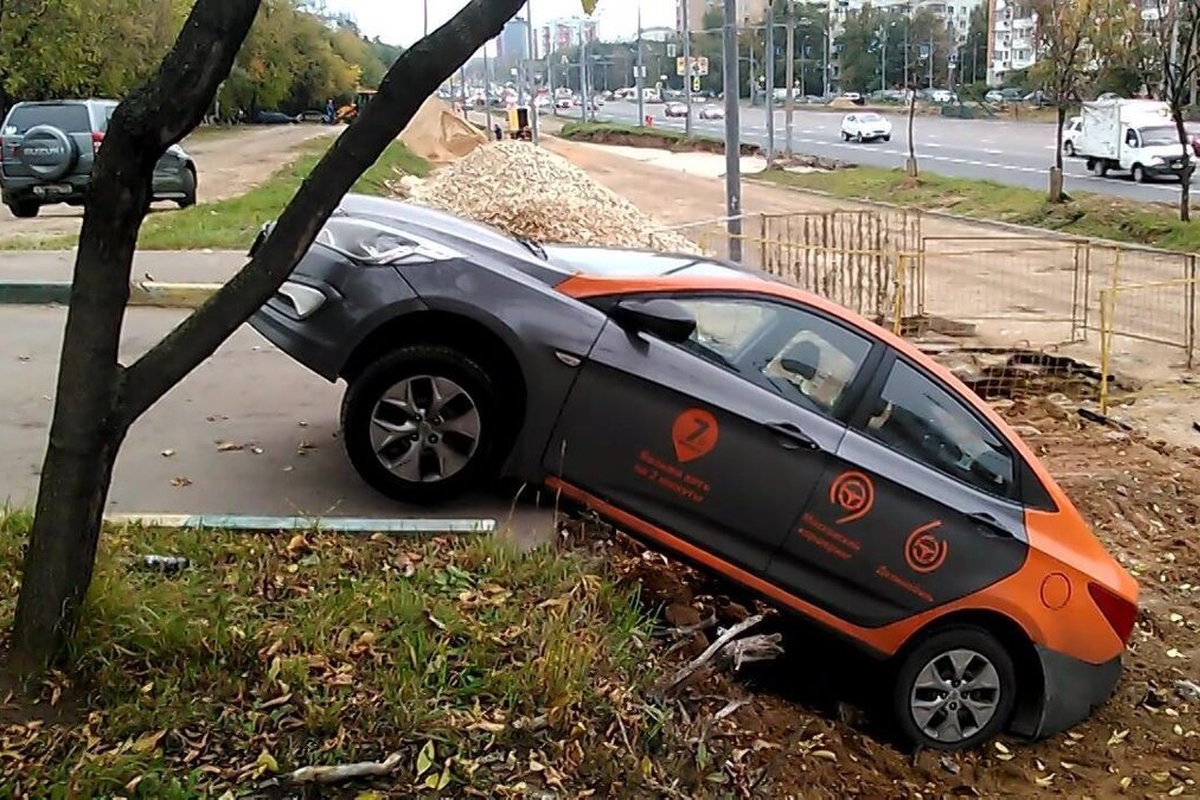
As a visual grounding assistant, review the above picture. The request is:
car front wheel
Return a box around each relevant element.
[341,345,499,505]
[1063,141,1075,157]
[892,625,1017,751]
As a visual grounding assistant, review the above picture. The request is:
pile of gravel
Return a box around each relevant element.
[405,140,701,253]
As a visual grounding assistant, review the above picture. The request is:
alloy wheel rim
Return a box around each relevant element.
[368,374,481,483]
[909,648,1001,743]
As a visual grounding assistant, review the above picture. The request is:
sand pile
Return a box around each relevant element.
[399,97,487,163]
[406,140,701,252]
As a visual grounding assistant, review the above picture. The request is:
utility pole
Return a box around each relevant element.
[880,24,887,91]
[525,2,538,144]
[637,2,646,126]
[766,3,776,164]
[460,66,468,120]
[683,0,694,137]
[749,33,757,105]
[904,13,910,87]
[484,42,493,131]
[423,0,429,37]
[785,1,795,155]
[723,0,742,263]
[823,12,832,96]
[928,33,934,89]
[582,26,591,123]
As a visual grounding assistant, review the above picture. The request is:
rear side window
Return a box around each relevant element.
[859,359,1015,498]
[2,104,91,135]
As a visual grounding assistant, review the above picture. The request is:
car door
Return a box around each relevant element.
[766,351,1029,628]
[543,292,877,575]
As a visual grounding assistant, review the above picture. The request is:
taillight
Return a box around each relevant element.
[92,131,104,155]
[1088,582,1138,643]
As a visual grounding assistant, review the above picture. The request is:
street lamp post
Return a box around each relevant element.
[525,1,538,144]
[766,2,775,164]
[785,1,795,155]
[722,0,742,263]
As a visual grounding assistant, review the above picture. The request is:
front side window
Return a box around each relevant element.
[670,296,873,418]
[860,359,1015,497]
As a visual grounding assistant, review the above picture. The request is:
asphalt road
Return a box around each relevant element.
[0,304,555,547]
[555,100,1190,205]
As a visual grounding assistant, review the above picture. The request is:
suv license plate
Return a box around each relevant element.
[32,183,72,197]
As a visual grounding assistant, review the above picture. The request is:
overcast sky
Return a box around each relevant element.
[324,0,677,47]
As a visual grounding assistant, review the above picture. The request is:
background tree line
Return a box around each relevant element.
[0,0,402,119]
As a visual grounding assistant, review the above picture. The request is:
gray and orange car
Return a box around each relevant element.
[250,195,1139,750]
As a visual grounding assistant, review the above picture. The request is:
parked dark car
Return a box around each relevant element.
[253,110,300,125]
[249,195,1138,752]
[0,99,196,218]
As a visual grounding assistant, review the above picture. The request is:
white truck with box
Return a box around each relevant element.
[1075,99,1191,183]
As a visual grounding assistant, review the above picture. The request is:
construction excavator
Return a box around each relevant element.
[336,88,377,124]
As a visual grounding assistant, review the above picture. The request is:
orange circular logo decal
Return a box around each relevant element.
[672,408,719,463]
[905,521,948,574]
[829,470,874,523]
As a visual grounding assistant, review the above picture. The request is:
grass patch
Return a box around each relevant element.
[1,139,430,252]
[559,120,761,156]
[0,513,712,797]
[755,164,1200,251]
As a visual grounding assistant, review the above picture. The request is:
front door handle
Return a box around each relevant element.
[764,420,820,451]
[966,511,1013,538]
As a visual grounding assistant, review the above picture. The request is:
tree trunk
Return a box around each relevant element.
[1050,104,1066,202]
[9,0,526,672]
[1172,108,1192,222]
[9,0,263,671]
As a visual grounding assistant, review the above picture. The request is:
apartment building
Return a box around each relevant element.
[986,0,1037,83]
[676,0,771,32]
[827,0,984,45]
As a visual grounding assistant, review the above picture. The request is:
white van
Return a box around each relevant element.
[1076,99,1192,182]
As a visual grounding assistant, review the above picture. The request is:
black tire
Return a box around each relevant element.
[1063,141,1075,157]
[883,135,892,142]
[1132,164,1147,183]
[177,166,197,208]
[8,200,38,218]
[842,131,850,141]
[1093,159,1109,177]
[340,345,500,505]
[891,625,1017,751]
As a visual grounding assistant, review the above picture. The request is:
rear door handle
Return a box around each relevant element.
[764,420,820,451]
[966,511,1013,539]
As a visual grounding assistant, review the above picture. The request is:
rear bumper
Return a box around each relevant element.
[1011,645,1122,739]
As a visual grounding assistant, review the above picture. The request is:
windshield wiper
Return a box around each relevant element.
[514,235,547,260]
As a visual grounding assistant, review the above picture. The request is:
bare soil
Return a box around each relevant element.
[0,123,338,240]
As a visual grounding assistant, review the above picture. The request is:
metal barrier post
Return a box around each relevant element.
[1188,255,1197,369]
[893,255,907,335]
[1099,287,1113,415]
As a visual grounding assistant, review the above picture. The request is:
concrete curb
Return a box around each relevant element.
[104,513,495,534]
[0,281,220,308]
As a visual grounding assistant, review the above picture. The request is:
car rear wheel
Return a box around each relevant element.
[892,625,1016,751]
[341,345,499,505]
[8,200,39,218]
[177,166,197,208]
[1063,141,1075,157]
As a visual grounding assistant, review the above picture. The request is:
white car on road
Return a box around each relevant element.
[840,112,892,142]
[663,101,689,118]
[698,105,725,120]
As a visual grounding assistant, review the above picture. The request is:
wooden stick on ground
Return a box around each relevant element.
[659,614,764,696]
[286,752,403,784]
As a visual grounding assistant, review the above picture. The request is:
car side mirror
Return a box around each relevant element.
[611,298,696,343]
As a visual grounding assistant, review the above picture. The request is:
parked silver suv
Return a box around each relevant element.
[1,99,197,218]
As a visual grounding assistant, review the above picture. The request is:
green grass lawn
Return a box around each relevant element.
[755,165,1200,252]
[1,138,429,252]
[0,512,704,798]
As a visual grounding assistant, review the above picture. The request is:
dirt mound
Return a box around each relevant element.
[398,96,487,163]
[407,140,700,252]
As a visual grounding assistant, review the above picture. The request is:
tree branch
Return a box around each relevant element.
[119,0,524,423]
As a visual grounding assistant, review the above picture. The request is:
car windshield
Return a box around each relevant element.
[1140,126,1181,146]
[2,104,90,135]
[859,113,883,122]
[542,245,705,277]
